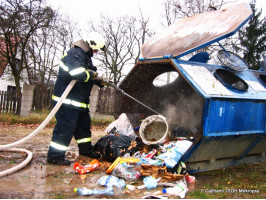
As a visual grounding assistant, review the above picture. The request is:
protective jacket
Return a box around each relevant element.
[47,45,101,162]
[52,46,101,111]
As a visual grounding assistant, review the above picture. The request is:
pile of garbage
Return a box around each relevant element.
[73,113,196,199]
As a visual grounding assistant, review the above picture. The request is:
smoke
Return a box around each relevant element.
[161,92,202,132]
[163,104,179,125]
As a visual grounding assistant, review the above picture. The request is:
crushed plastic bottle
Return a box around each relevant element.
[73,159,100,175]
[145,149,158,158]
[74,186,114,196]
[98,175,126,188]
[136,157,164,167]
[111,161,141,182]
[126,184,136,191]
[143,176,157,189]
[162,178,188,198]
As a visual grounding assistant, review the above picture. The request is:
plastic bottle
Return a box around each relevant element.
[143,176,157,189]
[145,149,158,158]
[111,161,141,182]
[74,186,114,196]
[126,184,136,191]
[121,161,132,168]
[98,175,126,188]
[73,159,100,175]
[162,179,188,199]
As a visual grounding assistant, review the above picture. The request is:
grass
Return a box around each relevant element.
[0,111,56,127]
[186,162,265,199]
[189,191,211,199]
[0,111,113,127]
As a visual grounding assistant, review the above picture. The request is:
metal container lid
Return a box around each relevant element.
[141,3,252,59]
[217,50,249,72]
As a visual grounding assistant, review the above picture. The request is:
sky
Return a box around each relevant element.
[48,0,265,33]
[47,0,265,81]
[48,0,165,32]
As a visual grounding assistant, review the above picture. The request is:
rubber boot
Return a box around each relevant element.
[78,142,101,159]
[47,157,71,165]
[47,146,71,165]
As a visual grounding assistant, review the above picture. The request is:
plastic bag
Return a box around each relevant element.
[111,161,141,182]
[106,113,137,140]
[98,175,126,188]
[93,134,139,162]
[162,178,188,198]
[143,176,157,189]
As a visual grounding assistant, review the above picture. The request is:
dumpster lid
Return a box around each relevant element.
[217,50,249,71]
[141,3,252,59]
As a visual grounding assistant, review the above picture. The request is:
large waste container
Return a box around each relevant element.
[114,3,266,172]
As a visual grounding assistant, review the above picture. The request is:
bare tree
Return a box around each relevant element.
[161,0,235,27]
[88,14,153,85]
[0,0,55,92]
[160,0,237,64]
[161,0,182,27]
[25,14,78,110]
[134,9,155,64]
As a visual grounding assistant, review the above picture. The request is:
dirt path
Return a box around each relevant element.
[0,122,265,199]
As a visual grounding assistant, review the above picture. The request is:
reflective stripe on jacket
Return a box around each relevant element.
[52,95,89,109]
[53,46,97,111]
[59,61,92,82]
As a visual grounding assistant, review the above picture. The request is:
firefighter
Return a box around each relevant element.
[47,32,106,165]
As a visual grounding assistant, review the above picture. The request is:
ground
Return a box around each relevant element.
[0,122,265,199]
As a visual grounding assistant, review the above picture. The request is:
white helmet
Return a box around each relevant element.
[84,32,105,51]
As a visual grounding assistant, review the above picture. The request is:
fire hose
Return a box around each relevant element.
[106,81,162,115]
[0,80,77,178]
[0,79,161,178]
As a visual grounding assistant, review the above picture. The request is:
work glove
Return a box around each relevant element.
[99,81,108,87]
[86,69,98,81]
[86,69,108,83]
[95,76,109,87]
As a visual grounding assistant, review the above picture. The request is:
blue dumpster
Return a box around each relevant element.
[114,3,266,172]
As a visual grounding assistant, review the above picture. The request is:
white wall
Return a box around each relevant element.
[0,65,25,92]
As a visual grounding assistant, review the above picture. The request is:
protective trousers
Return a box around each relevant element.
[47,105,92,160]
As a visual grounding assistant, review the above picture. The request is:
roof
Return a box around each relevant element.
[0,37,17,77]
[0,38,7,77]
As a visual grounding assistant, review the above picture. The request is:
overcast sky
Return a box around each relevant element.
[47,0,265,79]
[48,0,164,32]
[48,0,265,33]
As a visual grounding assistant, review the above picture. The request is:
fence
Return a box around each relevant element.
[0,90,21,114]
[96,87,116,114]
[32,86,116,113]
[0,86,115,115]
[32,86,53,111]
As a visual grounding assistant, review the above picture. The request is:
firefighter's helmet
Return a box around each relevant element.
[84,32,105,51]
